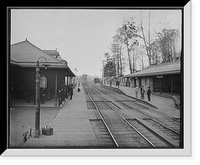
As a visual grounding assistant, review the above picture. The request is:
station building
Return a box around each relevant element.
[10,39,75,106]
[123,60,181,96]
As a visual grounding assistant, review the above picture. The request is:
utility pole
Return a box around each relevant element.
[111,43,120,77]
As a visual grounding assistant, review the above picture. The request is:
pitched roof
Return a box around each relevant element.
[10,39,76,77]
[11,40,70,69]
[124,61,180,78]
[11,40,60,63]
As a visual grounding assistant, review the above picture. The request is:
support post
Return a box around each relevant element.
[67,76,69,86]
[66,76,69,98]
[159,78,162,94]
[171,75,173,95]
[54,73,58,106]
[35,61,40,138]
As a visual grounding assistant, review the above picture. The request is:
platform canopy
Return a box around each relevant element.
[124,61,180,78]
[10,39,75,77]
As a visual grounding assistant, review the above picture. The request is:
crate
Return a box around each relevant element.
[42,127,53,136]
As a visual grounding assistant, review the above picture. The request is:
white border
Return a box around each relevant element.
[183,0,192,157]
[2,2,191,157]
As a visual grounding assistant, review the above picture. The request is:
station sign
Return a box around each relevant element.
[156,75,163,78]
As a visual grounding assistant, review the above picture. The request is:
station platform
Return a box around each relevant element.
[24,83,180,147]
[112,85,180,118]
[24,84,100,148]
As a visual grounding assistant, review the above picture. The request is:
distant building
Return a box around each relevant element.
[81,74,87,82]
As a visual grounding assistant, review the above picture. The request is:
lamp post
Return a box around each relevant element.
[34,56,49,138]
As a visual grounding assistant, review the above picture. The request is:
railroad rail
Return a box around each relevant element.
[118,101,180,130]
[84,85,155,148]
[94,84,180,132]
[83,83,179,148]
[84,86,119,147]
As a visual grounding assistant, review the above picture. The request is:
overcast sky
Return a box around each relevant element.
[11,9,181,76]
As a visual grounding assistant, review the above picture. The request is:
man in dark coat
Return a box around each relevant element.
[140,86,145,100]
[147,86,151,101]
[116,80,120,88]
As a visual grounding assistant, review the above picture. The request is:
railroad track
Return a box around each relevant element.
[93,85,180,133]
[83,83,180,148]
[116,100,180,134]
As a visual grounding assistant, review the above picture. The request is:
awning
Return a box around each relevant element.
[124,61,180,78]
[65,67,76,77]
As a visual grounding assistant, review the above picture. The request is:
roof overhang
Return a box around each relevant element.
[10,61,76,77]
[65,67,76,77]
[124,70,180,78]
[10,60,67,68]
[124,62,181,78]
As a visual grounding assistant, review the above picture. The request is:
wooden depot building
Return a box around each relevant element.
[10,39,75,107]
[123,60,181,96]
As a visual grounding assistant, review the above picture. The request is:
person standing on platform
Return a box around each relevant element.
[147,86,151,101]
[135,85,139,99]
[77,83,81,92]
[140,86,145,100]
[69,84,73,100]
[117,80,120,88]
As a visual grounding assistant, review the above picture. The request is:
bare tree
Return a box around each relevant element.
[134,45,146,70]
[156,28,180,63]
[150,40,160,65]
[140,11,153,67]
[114,18,141,74]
